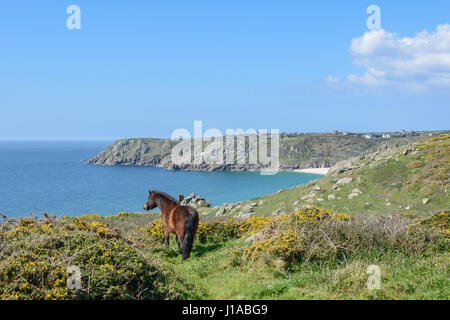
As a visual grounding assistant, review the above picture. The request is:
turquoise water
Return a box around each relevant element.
[0,141,322,218]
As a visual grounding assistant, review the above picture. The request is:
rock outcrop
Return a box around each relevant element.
[180,193,212,209]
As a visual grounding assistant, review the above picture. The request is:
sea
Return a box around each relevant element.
[0,140,323,218]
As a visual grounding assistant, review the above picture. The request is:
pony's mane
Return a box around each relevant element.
[153,190,179,204]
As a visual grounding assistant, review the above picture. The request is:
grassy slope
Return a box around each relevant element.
[278,133,381,167]
[200,135,449,218]
[56,209,449,300]
[163,238,448,300]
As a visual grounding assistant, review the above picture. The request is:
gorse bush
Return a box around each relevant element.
[142,216,274,243]
[0,216,192,300]
[242,208,448,265]
[419,211,450,236]
[196,216,275,243]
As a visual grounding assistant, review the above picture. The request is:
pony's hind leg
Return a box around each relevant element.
[176,235,183,254]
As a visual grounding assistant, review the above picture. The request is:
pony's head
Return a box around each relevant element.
[143,191,157,210]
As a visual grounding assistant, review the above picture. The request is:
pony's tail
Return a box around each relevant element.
[182,211,198,261]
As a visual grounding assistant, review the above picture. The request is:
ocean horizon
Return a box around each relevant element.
[0,140,322,219]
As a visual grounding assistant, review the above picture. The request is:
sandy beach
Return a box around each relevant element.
[294,168,330,175]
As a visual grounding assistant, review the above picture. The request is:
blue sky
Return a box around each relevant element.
[0,1,449,139]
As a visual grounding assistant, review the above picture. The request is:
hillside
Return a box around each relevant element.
[201,134,450,217]
[85,132,431,171]
[2,208,448,300]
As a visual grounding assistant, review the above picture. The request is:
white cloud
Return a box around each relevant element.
[324,75,340,83]
[327,24,450,92]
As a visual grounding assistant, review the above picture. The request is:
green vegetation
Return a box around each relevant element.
[1,135,448,300]
[207,135,449,217]
[0,214,196,300]
[154,209,449,300]
[1,209,448,300]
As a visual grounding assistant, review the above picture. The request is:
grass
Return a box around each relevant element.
[140,208,449,299]
[151,234,449,300]
[1,208,448,300]
[202,135,449,218]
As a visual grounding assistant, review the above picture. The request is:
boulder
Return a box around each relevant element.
[307,191,316,199]
[180,193,212,208]
[238,211,252,219]
[242,204,254,213]
[348,193,359,199]
[215,207,227,217]
[335,178,354,186]
[328,157,359,175]
[271,209,286,216]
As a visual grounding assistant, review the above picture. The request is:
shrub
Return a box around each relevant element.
[419,211,450,239]
[331,261,368,294]
[407,161,424,169]
[0,217,192,300]
[242,208,448,265]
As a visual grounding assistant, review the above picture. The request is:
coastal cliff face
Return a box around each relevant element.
[85,133,417,171]
[85,138,175,166]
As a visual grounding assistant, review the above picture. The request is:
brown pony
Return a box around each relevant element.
[144,190,199,261]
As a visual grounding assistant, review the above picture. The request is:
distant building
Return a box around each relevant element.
[364,133,376,139]
[382,134,391,139]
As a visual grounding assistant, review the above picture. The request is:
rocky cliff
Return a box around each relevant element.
[85,133,425,172]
